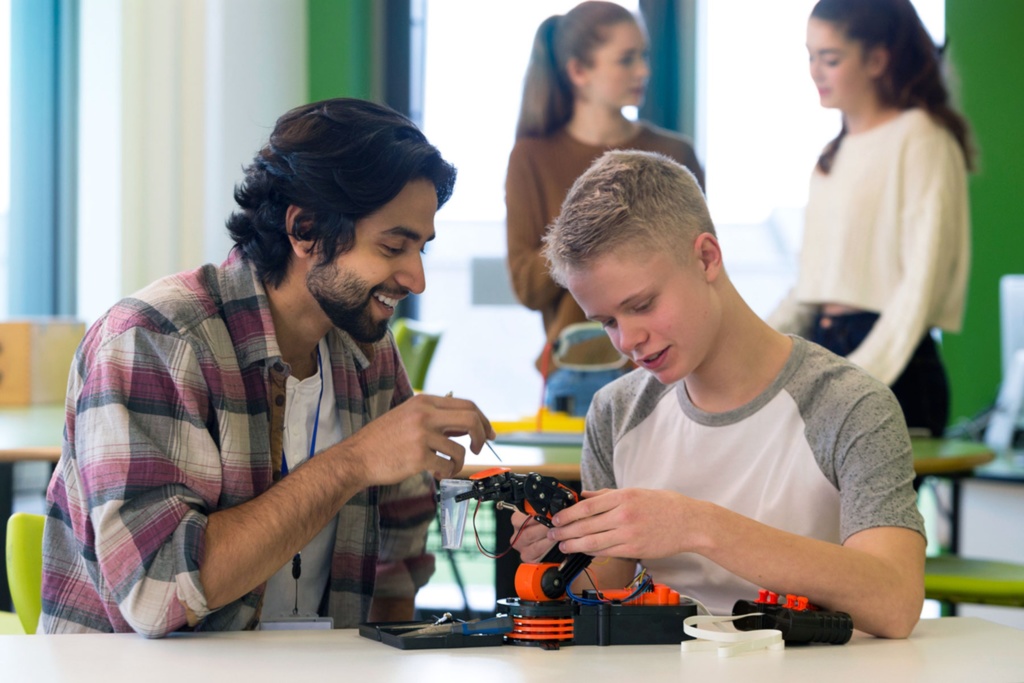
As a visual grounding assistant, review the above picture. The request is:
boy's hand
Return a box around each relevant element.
[509,510,559,563]
[546,488,697,559]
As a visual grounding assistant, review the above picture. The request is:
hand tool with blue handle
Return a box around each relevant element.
[402,615,514,637]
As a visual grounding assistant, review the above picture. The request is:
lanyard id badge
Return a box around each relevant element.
[263,345,332,631]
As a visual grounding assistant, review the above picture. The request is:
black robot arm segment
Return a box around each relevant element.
[456,469,579,526]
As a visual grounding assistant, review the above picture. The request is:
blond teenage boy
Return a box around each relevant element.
[513,150,925,638]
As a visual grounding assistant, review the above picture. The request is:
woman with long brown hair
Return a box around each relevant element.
[770,0,973,436]
[506,1,704,416]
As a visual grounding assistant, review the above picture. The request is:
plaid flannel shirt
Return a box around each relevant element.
[40,251,436,636]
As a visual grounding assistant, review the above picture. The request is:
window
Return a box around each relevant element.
[0,0,10,319]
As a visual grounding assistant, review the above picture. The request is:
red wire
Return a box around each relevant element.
[473,501,536,559]
[581,567,604,600]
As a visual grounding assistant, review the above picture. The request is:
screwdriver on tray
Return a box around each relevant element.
[403,615,514,637]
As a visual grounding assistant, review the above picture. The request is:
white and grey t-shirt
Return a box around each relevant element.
[582,335,924,614]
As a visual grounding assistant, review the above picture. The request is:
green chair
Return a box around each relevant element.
[5,512,46,634]
[392,318,442,392]
[0,610,25,634]
[925,555,1024,609]
[916,473,1024,613]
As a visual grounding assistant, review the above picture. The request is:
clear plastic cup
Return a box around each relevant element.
[438,478,474,549]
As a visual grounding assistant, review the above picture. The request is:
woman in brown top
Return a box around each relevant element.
[505,1,705,415]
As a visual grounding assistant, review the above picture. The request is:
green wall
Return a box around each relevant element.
[307,0,374,101]
[942,1,1024,424]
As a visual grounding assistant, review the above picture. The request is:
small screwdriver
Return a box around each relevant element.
[403,615,514,637]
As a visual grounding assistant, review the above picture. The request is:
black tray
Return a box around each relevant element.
[358,620,505,650]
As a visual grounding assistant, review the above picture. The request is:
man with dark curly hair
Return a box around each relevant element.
[40,99,494,636]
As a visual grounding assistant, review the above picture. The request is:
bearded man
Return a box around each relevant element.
[40,99,494,637]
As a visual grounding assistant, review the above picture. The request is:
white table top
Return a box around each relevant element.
[2,617,1022,683]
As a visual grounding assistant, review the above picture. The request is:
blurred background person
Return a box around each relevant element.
[769,0,973,437]
[505,0,705,417]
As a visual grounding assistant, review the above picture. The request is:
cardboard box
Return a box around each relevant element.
[0,318,85,406]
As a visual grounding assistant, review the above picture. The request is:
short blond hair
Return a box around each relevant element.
[543,150,715,287]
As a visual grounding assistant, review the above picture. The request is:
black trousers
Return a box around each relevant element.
[811,311,950,437]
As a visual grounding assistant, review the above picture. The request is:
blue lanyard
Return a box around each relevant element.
[281,344,324,478]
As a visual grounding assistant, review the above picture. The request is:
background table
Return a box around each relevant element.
[2,617,1023,682]
[971,448,1024,483]
[910,437,995,555]
[462,443,582,480]
[911,437,995,476]
[493,431,584,447]
[488,435,997,478]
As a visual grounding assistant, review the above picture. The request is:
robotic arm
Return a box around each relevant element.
[451,467,853,648]
[451,467,690,648]
[455,467,594,601]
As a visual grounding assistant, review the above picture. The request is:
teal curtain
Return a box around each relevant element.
[639,0,698,140]
[8,0,78,316]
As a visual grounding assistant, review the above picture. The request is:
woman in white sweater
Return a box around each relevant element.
[770,0,973,436]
